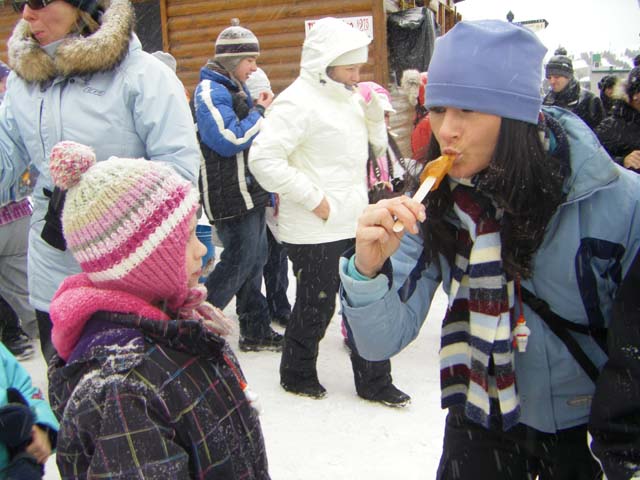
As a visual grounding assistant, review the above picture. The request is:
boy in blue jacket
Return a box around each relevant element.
[194,19,279,352]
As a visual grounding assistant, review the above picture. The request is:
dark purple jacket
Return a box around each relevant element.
[48,313,270,479]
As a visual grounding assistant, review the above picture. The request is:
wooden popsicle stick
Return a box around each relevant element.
[392,176,436,233]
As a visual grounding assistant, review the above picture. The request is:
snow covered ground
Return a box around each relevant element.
[23,279,449,480]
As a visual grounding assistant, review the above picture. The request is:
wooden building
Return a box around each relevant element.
[0,0,462,156]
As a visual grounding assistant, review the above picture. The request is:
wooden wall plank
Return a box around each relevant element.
[166,0,383,95]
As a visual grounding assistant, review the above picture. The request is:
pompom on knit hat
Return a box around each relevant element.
[426,19,547,125]
[545,47,574,78]
[49,141,200,312]
[214,18,260,73]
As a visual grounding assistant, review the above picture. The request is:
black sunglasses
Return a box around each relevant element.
[12,0,54,13]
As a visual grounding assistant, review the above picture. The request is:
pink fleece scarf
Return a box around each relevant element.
[50,273,232,361]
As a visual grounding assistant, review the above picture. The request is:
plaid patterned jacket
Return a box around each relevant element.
[48,313,270,479]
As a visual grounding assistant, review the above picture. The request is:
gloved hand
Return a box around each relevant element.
[41,187,67,251]
[0,388,34,448]
[358,89,388,157]
[358,88,385,123]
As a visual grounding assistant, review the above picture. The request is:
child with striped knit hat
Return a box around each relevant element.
[46,141,271,479]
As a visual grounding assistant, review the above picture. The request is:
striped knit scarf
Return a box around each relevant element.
[440,183,519,430]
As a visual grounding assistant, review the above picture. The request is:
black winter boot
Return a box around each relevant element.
[350,352,411,408]
[280,341,326,399]
[239,328,284,352]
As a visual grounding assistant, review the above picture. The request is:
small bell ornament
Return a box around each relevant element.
[512,315,531,353]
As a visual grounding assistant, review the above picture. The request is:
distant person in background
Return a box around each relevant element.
[596,67,640,172]
[597,74,620,115]
[151,50,191,102]
[246,67,292,328]
[194,20,281,352]
[543,47,604,131]
[151,50,177,73]
[400,69,432,161]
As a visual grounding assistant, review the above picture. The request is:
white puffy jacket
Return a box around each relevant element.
[249,17,386,244]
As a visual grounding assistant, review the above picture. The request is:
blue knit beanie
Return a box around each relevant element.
[426,20,547,124]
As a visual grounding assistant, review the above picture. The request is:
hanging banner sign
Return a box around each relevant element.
[305,16,374,39]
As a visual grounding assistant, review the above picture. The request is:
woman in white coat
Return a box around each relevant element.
[250,17,406,403]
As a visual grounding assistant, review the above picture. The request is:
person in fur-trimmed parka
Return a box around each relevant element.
[0,0,200,362]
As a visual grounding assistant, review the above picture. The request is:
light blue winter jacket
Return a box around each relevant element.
[0,0,200,311]
[340,107,640,433]
[0,343,59,477]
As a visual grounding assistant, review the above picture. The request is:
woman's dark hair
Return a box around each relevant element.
[420,117,568,279]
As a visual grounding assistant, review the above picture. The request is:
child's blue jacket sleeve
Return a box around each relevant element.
[1,343,59,433]
[194,79,263,158]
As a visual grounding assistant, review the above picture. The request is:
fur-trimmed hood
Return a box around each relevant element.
[7,0,134,84]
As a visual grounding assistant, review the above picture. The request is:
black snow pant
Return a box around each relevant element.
[437,407,603,480]
[280,239,394,394]
[0,296,20,339]
[343,315,394,398]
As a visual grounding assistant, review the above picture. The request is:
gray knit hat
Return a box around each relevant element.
[151,51,177,73]
[214,19,259,72]
[545,48,573,78]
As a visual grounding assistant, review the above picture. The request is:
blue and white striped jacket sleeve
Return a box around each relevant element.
[195,80,263,158]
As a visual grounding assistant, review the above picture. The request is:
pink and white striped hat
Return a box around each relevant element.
[49,141,200,311]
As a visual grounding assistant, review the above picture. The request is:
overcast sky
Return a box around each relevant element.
[455,0,640,60]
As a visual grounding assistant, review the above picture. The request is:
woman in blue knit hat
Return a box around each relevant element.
[339,20,640,479]
[0,0,200,362]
